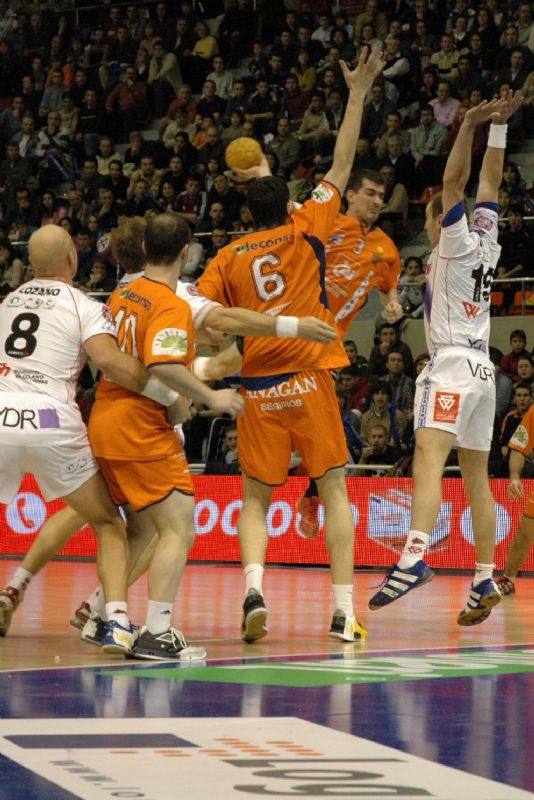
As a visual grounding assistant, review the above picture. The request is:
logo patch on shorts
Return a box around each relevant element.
[152,328,188,356]
[434,392,460,423]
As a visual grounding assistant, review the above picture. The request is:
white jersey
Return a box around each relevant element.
[424,202,501,356]
[0,279,115,444]
[118,272,221,330]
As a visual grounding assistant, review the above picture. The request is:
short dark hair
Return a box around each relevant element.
[510,329,526,342]
[514,381,532,395]
[371,382,392,399]
[346,169,384,192]
[144,212,191,265]
[246,176,289,228]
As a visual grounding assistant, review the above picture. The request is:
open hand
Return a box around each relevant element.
[339,45,384,96]
[297,317,338,343]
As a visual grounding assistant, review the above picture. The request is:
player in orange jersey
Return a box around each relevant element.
[496,402,534,596]
[197,47,385,643]
[298,168,403,535]
[88,212,245,659]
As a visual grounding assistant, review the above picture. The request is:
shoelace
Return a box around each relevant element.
[370,566,395,591]
[167,627,189,652]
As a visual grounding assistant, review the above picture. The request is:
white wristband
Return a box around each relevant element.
[488,123,507,149]
[192,356,210,381]
[275,316,299,337]
[141,375,178,407]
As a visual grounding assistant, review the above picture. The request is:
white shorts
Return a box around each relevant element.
[0,439,99,503]
[414,346,495,451]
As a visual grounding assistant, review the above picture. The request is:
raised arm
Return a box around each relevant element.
[476,89,523,206]
[324,47,384,195]
[441,98,504,216]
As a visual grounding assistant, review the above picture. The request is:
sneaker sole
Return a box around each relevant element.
[241,607,268,643]
[81,634,103,648]
[368,572,435,610]
[133,649,207,662]
[102,643,133,655]
[457,590,502,626]
[0,600,14,637]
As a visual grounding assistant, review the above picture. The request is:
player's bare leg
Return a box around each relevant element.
[316,467,366,642]
[499,515,534,592]
[237,475,271,642]
[0,506,85,636]
[456,447,501,626]
[369,428,453,611]
[128,492,205,661]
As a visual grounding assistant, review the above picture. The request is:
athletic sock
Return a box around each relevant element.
[244,563,264,595]
[146,600,173,635]
[473,562,494,586]
[332,584,353,617]
[87,586,106,619]
[9,567,33,593]
[398,530,430,569]
[105,601,130,628]
[305,479,319,499]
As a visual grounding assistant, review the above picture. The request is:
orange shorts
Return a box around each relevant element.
[97,451,194,512]
[524,490,534,520]
[238,369,348,486]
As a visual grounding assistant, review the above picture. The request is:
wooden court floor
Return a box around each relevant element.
[1,560,533,798]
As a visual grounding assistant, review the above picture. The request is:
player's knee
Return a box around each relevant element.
[517,521,534,545]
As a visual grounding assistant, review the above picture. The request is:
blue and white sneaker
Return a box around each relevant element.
[101,619,138,655]
[457,578,502,626]
[80,612,105,647]
[368,561,435,610]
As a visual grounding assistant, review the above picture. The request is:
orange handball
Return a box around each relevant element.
[225,137,263,171]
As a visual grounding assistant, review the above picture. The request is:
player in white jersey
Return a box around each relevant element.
[0,217,337,638]
[0,225,186,640]
[369,91,523,625]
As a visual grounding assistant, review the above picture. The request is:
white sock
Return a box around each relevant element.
[105,601,129,628]
[244,563,264,595]
[9,567,33,593]
[332,584,353,617]
[87,586,106,619]
[473,562,494,586]
[146,600,173,635]
[398,530,430,569]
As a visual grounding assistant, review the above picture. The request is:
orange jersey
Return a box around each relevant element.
[197,181,348,377]
[89,275,195,460]
[508,404,534,457]
[325,214,401,334]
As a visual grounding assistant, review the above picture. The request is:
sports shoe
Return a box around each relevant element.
[101,619,138,655]
[368,561,435,610]
[297,496,320,539]
[457,578,502,626]
[241,590,268,643]
[69,601,92,630]
[80,612,105,647]
[329,610,368,642]
[0,586,21,637]
[495,575,516,596]
[133,627,207,661]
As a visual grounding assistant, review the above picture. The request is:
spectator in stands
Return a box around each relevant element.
[338,364,370,415]
[122,178,154,217]
[39,190,67,227]
[397,255,425,317]
[182,20,219,91]
[195,200,229,235]
[0,96,25,143]
[105,66,150,142]
[94,187,120,232]
[203,226,231,262]
[429,80,461,127]
[161,108,197,150]
[451,55,485,102]
[465,31,492,79]
[66,187,92,228]
[165,84,198,125]
[245,78,279,138]
[95,135,121,177]
[290,48,317,94]
[216,0,256,67]
[102,159,129,206]
[206,55,234,101]
[0,239,24,296]
[380,349,415,435]
[79,254,117,295]
[501,330,530,378]
[500,382,533,459]
[20,75,42,118]
[0,143,33,210]
[497,207,533,303]
[79,157,105,203]
[170,131,198,173]
[409,104,447,193]
[264,51,289,94]
[382,35,411,103]
[517,356,534,389]
[295,90,328,154]
[361,82,396,147]
[74,226,97,283]
[100,23,137,90]
[147,40,182,116]
[358,423,402,476]
[206,172,241,222]
[489,347,514,424]
[336,386,364,464]
[3,184,40,231]
[375,110,410,159]
[430,33,460,80]
[380,134,415,192]
[377,164,408,238]
[223,79,248,124]
[368,322,414,380]
[343,340,368,371]
[268,118,302,178]
[280,74,310,125]
[175,174,207,230]
[127,154,162,200]
[355,0,388,42]
[414,352,430,376]
[196,79,226,124]
[220,111,245,146]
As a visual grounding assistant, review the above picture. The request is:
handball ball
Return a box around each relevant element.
[225,137,263,171]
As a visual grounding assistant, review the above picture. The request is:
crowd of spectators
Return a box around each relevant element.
[0,0,533,474]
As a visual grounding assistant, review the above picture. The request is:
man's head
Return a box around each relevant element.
[144,212,191,266]
[6,143,19,161]
[504,24,519,47]
[420,104,435,127]
[246,176,290,228]
[387,134,403,158]
[514,382,532,414]
[338,365,359,391]
[517,356,534,381]
[211,226,229,249]
[437,81,451,103]
[110,215,146,273]
[345,170,385,226]
[208,202,225,224]
[379,164,396,189]
[508,207,524,231]
[379,323,397,346]
[224,423,238,452]
[510,329,527,353]
[369,424,388,452]
[510,49,525,72]
[440,33,453,52]
[386,349,404,375]
[276,117,291,138]
[343,340,358,362]
[29,225,77,279]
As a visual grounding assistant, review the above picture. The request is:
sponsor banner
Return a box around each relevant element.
[0,717,531,800]
[105,649,534,688]
[1,476,533,570]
